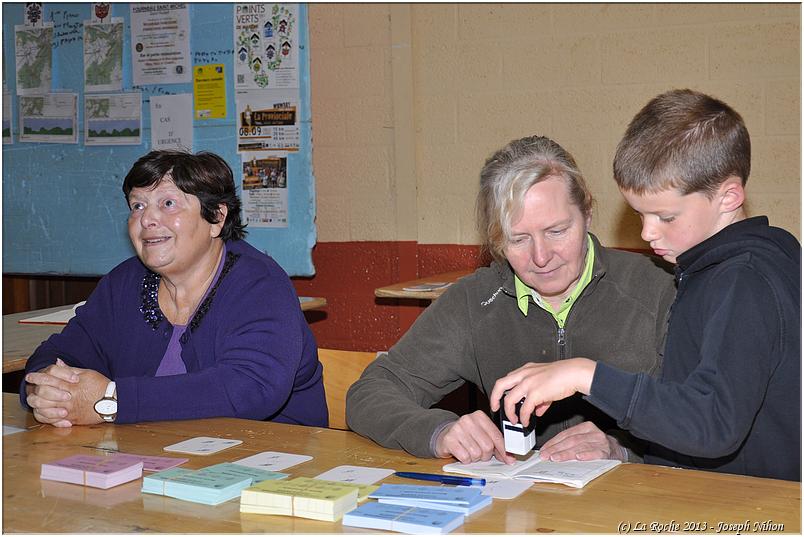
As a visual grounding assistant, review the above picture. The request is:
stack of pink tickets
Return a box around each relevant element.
[40,454,144,489]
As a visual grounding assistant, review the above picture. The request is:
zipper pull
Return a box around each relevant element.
[557,327,566,346]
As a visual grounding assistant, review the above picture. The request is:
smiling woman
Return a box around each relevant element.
[20,150,328,428]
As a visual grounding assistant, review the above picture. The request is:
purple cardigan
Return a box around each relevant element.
[21,240,328,427]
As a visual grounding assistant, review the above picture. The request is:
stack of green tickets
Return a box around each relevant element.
[143,463,287,505]
[240,477,359,521]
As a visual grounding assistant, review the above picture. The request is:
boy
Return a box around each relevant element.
[490,89,801,481]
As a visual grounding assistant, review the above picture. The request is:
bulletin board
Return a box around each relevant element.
[1,3,316,276]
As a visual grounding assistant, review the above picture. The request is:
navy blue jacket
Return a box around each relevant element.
[588,217,800,481]
[22,239,328,427]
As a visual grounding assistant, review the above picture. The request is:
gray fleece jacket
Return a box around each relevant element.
[346,234,676,457]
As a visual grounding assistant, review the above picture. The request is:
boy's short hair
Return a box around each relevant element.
[613,89,751,197]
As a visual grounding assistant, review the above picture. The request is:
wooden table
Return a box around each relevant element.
[3,297,327,374]
[3,394,799,533]
[374,269,473,300]
[3,306,65,373]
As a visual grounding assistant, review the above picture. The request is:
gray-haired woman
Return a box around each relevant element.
[347,135,675,464]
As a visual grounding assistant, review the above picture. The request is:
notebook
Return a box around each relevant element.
[442,451,621,488]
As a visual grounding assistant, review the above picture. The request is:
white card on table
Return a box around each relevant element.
[314,465,395,485]
[163,436,243,455]
[232,451,312,471]
[481,478,533,499]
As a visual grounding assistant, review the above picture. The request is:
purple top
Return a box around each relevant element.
[22,240,328,427]
[155,325,189,377]
[155,245,227,377]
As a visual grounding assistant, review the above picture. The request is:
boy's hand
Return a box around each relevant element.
[433,410,516,465]
[489,358,597,427]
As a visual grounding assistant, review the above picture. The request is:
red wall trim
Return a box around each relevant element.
[292,242,485,351]
[292,241,654,352]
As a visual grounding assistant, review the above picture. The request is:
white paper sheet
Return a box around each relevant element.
[130,3,191,85]
[150,93,193,151]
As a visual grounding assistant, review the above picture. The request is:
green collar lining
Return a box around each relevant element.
[514,234,595,327]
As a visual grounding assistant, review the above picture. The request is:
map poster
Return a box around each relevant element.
[19,93,77,144]
[151,93,193,151]
[233,4,299,90]
[193,63,226,120]
[235,89,299,152]
[84,18,123,93]
[3,91,13,144]
[241,151,289,228]
[130,3,191,86]
[84,92,142,146]
[14,23,53,96]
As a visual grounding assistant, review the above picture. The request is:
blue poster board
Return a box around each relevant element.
[2,3,315,276]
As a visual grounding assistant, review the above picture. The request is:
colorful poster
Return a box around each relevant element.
[193,64,226,120]
[19,93,77,144]
[241,151,289,227]
[14,23,53,95]
[84,18,124,93]
[130,3,191,85]
[84,92,142,146]
[233,3,299,90]
[235,89,299,152]
[151,93,193,151]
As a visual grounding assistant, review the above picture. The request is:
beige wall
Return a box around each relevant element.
[309,3,801,247]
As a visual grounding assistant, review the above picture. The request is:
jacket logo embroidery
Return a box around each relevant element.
[481,286,504,307]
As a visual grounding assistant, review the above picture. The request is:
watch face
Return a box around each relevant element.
[94,399,117,415]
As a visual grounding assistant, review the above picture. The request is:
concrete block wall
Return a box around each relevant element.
[301,3,800,350]
[310,3,800,248]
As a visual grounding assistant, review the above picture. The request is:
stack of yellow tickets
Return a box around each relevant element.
[240,477,359,521]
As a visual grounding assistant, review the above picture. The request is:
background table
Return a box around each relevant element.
[374,269,472,300]
[3,394,800,533]
[3,306,66,374]
[3,297,327,374]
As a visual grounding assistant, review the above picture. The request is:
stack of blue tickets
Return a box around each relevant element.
[370,484,491,515]
[142,463,287,505]
[342,502,465,534]
[342,484,492,533]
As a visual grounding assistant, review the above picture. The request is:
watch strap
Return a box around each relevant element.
[104,381,116,399]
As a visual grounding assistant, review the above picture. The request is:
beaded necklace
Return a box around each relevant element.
[139,252,240,335]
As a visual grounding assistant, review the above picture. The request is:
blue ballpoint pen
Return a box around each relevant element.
[394,471,486,487]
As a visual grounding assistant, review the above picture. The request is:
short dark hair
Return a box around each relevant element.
[476,135,593,263]
[123,150,247,241]
[614,89,751,197]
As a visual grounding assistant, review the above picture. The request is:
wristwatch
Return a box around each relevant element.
[93,381,117,423]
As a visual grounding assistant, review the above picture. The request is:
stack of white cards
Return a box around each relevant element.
[41,454,143,489]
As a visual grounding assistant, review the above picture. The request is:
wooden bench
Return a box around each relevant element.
[317,348,378,430]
